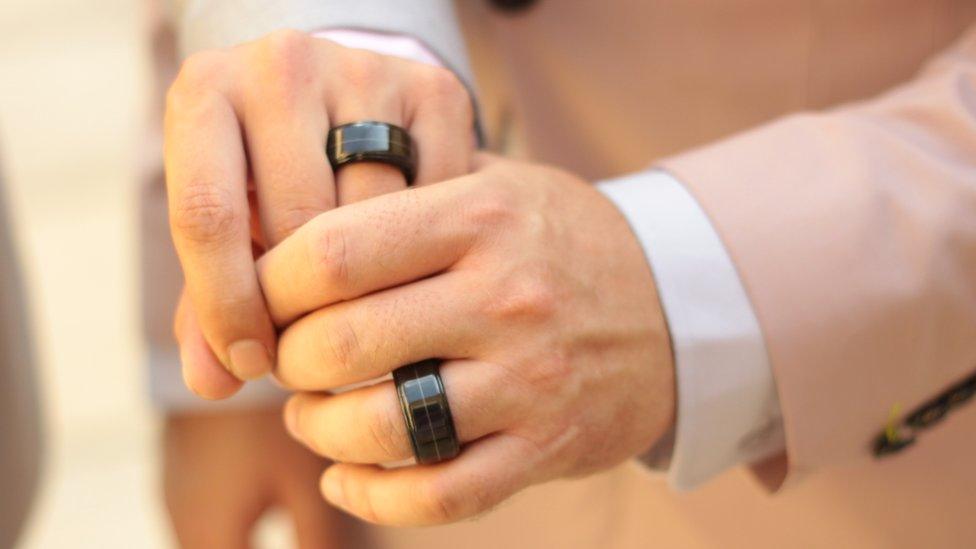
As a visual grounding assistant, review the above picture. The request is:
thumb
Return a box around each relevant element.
[175,289,244,400]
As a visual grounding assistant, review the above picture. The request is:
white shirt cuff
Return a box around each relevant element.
[598,170,784,491]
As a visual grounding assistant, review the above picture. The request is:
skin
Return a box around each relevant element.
[163,30,474,542]
[178,153,676,526]
[164,30,674,529]
[163,409,365,549]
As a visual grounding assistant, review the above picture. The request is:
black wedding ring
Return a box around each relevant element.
[326,121,417,185]
[393,359,460,464]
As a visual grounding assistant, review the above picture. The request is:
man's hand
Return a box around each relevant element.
[163,409,360,548]
[258,154,676,526]
[164,30,474,398]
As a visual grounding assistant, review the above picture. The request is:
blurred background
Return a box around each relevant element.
[0,0,170,546]
[0,0,296,546]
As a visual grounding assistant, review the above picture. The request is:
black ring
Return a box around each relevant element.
[393,359,460,464]
[326,121,416,185]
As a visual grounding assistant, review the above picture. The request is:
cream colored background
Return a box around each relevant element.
[0,0,168,548]
[0,0,166,546]
[0,1,286,546]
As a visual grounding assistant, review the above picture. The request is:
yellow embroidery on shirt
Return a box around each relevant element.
[885,404,903,443]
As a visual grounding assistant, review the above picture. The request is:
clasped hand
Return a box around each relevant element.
[166,30,674,527]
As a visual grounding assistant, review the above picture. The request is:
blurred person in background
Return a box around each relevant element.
[140,3,359,547]
[149,1,976,548]
[0,168,43,548]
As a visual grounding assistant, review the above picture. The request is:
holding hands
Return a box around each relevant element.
[164,30,675,527]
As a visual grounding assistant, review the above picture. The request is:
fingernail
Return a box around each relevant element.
[227,339,273,380]
[321,470,346,508]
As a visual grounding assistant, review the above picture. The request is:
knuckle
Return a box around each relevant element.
[171,184,240,245]
[418,66,474,120]
[526,351,574,393]
[170,51,226,100]
[308,223,351,293]
[337,48,386,90]
[320,316,362,375]
[164,88,228,136]
[509,428,564,464]
[254,29,315,100]
[484,269,558,323]
[420,482,464,523]
[465,184,519,229]
[261,28,314,65]
[269,204,323,243]
[419,478,482,524]
[417,65,468,107]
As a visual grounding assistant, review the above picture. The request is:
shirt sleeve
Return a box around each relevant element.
[177,0,474,92]
[598,170,785,491]
[658,25,976,490]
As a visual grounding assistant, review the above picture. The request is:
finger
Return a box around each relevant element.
[327,47,409,204]
[162,413,271,549]
[284,360,527,463]
[274,440,353,549]
[276,272,484,390]
[165,56,275,381]
[166,492,265,549]
[239,32,336,246]
[257,176,482,325]
[335,163,407,204]
[406,64,476,186]
[167,511,256,549]
[174,290,243,400]
[318,434,537,526]
[284,493,355,549]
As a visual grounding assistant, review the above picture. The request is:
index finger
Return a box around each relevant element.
[165,56,275,381]
[257,174,487,326]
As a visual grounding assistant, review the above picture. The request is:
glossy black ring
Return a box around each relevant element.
[393,359,460,464]
[326,121,416,185]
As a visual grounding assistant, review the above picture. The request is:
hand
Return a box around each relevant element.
[163,408,361,548]
[258,154,675,525]
[164,30,474,398]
